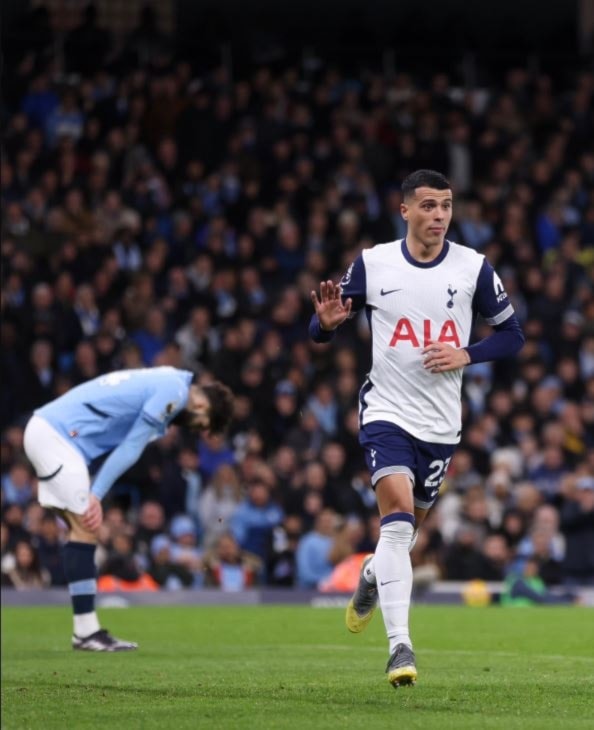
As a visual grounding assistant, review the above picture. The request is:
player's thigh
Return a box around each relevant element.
[66,510,98,542]
[375,473,414,517]
[51,508,97,543]
[24,415,91,515]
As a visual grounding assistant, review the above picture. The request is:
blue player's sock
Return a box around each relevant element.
[63,541,100,638]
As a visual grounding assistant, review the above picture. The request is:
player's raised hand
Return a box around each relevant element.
[311,280,353,331]
[422,341,471,373]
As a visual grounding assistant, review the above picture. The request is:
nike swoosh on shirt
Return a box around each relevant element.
[380,288,402,296]
[380,579,401,586]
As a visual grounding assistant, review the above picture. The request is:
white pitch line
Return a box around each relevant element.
[257,644,594,662]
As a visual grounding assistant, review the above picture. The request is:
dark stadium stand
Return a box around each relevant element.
[1,1,593,598]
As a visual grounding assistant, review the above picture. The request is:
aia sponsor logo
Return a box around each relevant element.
[389,319,460,348]
[493,272,508,303]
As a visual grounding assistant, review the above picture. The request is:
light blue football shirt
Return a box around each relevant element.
[36,367,193,464]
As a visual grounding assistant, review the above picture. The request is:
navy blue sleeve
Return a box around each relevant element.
[309,255,367,344]
[472,258,514,326]
[338,254,367,309]
[465,315,525,364]
[465,258,525,363]
[309,316,336,343]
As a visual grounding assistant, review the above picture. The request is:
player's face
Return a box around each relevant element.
[180,387,211,432]
[401,187,453,249]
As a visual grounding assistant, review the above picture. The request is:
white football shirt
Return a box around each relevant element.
[339,239,514,444]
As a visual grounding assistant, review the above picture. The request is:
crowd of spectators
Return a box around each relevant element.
[2,5,593,595]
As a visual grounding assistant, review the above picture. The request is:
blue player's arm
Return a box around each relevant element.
[465,259,525,364]
[90,415,159,500]
[309,255,367,343]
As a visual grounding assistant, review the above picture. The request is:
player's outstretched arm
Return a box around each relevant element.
[310,279,353,332]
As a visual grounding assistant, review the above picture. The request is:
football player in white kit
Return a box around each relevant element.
[309,169,524,688]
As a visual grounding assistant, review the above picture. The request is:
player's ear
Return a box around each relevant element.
[400,202,408,221]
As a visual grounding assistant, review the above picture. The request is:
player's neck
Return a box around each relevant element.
[404,235,445,262]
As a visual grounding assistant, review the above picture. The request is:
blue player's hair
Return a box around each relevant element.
[202,382,234,434]
[401,169,451,199]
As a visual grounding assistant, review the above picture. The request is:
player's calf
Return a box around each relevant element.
[346,554,379,633]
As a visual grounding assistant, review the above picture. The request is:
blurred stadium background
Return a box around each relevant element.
[1,0,593,607]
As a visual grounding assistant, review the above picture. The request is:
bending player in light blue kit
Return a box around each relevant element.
[24,367,234,651]
[310,170,524,688]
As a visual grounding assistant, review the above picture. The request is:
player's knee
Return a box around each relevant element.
[379,513,414,548]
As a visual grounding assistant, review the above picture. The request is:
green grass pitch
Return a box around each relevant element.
[2,605,593,729]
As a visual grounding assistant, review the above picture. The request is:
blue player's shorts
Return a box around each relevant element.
[359,420,456,509]
[24,415,91,514]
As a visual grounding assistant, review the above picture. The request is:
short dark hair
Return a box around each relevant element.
[202,382,235,435]
[401,170,451,200]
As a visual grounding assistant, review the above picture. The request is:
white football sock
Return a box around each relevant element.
[361,528,419,586]
[362,556,376,584]
[374,517,414,652]
[74,612,100,638]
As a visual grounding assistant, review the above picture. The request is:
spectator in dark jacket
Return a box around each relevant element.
[560,477,594,586]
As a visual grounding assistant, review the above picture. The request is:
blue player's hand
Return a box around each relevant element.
[82,494,103,533]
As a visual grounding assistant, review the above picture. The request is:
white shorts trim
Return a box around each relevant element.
[23,415,90,514]
[414,496,435,509]
[371,466,414,488]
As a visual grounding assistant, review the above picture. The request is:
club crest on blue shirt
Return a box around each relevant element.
[447,285,458,309]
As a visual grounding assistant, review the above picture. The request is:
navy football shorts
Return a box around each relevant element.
[359,420,456,509]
